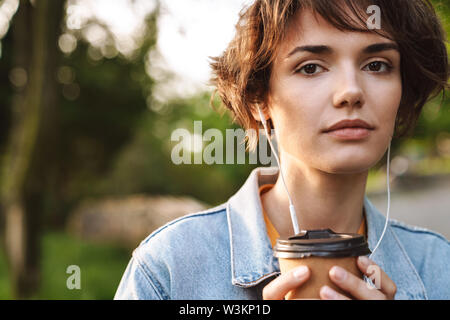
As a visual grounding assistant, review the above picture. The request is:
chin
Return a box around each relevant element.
[321,159,374,175]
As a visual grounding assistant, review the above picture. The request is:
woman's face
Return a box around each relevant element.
[266,9,402,174]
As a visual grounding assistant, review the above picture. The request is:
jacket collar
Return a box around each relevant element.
[226,166,427,299]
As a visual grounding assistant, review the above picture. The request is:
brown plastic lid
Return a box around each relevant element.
[273,228,371,259]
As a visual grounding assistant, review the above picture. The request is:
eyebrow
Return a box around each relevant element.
[286,42,399,59]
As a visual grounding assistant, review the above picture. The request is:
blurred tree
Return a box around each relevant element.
[0,0,65,299]
[50,4,158,227]
[0,0,159,298]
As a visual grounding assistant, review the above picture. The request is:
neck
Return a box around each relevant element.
[261,153,367,238]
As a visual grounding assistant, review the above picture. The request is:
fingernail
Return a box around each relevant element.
[359,256,370,267]
[321,285,337,299]
[293,266,308,280]
[331,266,346,281]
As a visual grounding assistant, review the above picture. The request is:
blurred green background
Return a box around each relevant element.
[0,0,448,299]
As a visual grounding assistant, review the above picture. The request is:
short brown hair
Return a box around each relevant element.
[209,0,449,152]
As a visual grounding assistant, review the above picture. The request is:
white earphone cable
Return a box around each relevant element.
[257,107,301,234]
[369,139,392,259]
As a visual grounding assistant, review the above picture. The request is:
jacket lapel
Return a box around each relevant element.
[226,167,280,287]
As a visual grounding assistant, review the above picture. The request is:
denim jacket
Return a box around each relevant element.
[114,167,450,300]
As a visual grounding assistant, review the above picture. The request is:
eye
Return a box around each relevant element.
[296,63,325,76]
[363,61,393,73]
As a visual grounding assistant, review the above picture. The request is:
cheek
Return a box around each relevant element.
[273,90,317,134]
[371,79,402,128]
[271,90,325,157]
[272,79,326,124]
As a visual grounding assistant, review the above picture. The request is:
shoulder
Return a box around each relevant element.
[390,218,449,241]
[389,218,449,249]
[135,202,229,282]
[389,219,450,299]
[115,203,229,299]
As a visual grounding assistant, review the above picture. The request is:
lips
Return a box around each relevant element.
[323,119,374,133]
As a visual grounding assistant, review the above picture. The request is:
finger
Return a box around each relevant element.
[357,256,397,298]
[329,266,386,300]
[263,266,310,300]
[320,285,351,300]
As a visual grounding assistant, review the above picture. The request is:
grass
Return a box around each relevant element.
[0,246,10,299]
[0,231,132,299]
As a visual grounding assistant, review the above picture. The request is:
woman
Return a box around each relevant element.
[115,0,449,300]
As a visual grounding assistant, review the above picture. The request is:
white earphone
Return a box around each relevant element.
[257,106,301,234]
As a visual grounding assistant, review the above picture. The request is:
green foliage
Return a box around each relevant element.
[0,232,130,299]
[58,41,152,191]
[34,8,158,226]
[93,92,260,206]
[415,94,450,138]
[0,246,10,299]
[37,232,130,299]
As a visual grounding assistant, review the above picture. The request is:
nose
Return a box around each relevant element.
[332,67,365,109]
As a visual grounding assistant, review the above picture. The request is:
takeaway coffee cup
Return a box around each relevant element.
[273,228,371,300]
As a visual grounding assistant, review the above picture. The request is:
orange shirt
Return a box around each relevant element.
[259,184,367,248]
